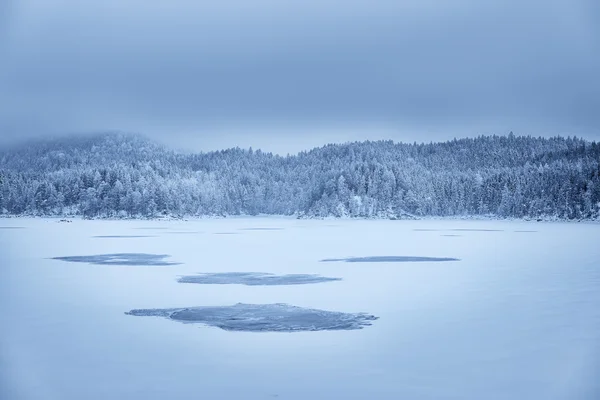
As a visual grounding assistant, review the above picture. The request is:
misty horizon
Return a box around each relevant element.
[1,129,598,156]
[2,0,599,153]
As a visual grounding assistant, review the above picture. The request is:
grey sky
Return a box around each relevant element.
[1,0,599,153]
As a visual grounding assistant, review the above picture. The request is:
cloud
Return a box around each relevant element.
[1,0,599,151]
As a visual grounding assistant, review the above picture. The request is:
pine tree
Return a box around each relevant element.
[0,132,598,220]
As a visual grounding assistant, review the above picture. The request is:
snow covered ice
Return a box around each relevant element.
[1,217,599,400]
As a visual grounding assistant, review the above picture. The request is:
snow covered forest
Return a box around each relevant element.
[1,132,599,220]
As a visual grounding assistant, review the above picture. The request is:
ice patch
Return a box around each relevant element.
[178,272,341,286]
[51,253,180,266]
[0,226,25,229]
[414,228,502,232]
[239,228,283,231]
[321,256,459,263]
[163,231,201,234]
[448,229,503,232]
[125,303,378,332]
[92,235,156,238]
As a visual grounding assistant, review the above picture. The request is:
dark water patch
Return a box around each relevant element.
[93,235,156,238]
[448,229,503,232]
[321,256,459,263]
[239,228,283,231]
[51,253,180,266]
[178,272,341,286]
[125,303,377,332]
[0,226,25,229]
[441,234,462,237]
[514,230,537,233]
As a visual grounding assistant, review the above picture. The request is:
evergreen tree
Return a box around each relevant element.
[0,132,598,220]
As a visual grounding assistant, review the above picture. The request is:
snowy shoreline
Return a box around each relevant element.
[2,213,598,223]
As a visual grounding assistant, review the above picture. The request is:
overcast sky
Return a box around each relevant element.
[1,0,599,153]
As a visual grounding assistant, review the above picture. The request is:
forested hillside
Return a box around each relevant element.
[1,132,599,220]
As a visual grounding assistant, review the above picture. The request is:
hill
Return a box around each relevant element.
[1,132,599,219]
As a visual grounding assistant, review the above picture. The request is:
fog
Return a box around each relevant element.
[1,0,599,153]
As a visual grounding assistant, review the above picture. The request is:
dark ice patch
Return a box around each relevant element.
[51,253,180,266]
[178,272,341,286]
[163,231,201,234]
[93,235,156,238]
[414,228,502,232]
[321,256,459,263]
[448,229,503,232]
[441,234,462,237]
[239,228,283,231]
[514,230,537,233]
[125,303,377,332]
[0,226,25,229]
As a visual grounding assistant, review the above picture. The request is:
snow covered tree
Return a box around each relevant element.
[0,132,598,220]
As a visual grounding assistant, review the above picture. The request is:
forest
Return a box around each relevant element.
[1,132,599,220]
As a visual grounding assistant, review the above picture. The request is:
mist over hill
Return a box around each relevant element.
[1,132,599,220]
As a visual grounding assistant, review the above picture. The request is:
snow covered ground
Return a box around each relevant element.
[1,217,599,400]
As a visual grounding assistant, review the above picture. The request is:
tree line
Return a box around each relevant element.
[1,132,599,220]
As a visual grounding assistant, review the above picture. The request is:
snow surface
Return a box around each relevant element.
[1,217,599,400]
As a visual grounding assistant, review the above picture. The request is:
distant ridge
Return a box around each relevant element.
[1,132,599,220]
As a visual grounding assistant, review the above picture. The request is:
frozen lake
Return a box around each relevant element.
[1,217,599,399]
